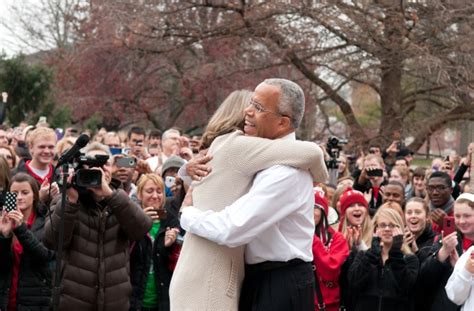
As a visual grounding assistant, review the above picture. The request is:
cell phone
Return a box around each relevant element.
[136,140,144,147]
[165,176,176,188]
[38,116,47,123]
[116,157,137,168]
[444,155,450,162]
[109,147,123,155]
[443,216,456,236]
[156,208,167,220]
[1,192,17,212]
[367,168,384,177]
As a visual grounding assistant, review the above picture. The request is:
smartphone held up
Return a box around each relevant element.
[0,191,17,213]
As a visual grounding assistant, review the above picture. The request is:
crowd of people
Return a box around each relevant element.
[0,77,472,311]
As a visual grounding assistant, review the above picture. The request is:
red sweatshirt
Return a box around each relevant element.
[312,228,349,311]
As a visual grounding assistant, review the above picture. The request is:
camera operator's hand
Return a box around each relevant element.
[87,167,113,200]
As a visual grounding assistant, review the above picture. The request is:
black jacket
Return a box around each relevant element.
[415,232,468,311]
[347,236,419,311]
[129,203,181,311]
[416,224,436,251]
[0,211,55,311]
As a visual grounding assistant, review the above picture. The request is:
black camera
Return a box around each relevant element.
[325,136,348,169]
[73,154,110,188]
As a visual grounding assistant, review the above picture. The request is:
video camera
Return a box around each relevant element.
[325,136,348,169]
[72,154,110,188]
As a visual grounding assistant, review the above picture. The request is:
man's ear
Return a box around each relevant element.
[279,116,292,130]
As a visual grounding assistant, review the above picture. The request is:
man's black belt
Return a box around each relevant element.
[245,258,307,274]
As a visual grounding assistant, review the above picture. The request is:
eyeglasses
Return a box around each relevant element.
[248,99,289,118]
[376,223,400,230]
[427,185,450,193]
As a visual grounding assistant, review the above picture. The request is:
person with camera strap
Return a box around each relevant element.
[43,142,152,311]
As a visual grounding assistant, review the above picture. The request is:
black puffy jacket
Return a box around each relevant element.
[0,211,55,311]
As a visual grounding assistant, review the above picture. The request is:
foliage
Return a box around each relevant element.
[0,55,54,125]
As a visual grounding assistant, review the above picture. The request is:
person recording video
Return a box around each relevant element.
[43,142,152,311]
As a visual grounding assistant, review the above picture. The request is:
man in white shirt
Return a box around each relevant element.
[181,78,326,311]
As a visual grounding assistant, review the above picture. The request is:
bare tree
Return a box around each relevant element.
[0,0,88,54]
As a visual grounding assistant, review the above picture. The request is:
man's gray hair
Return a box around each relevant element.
[162,128,180,140]
[263,78,305,129]
[82,142,111,157]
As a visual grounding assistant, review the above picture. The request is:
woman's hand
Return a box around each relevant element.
[404,228,418,253]
[0,210,14,237]
[143,207,160,222]
[164,227,180,247]
[438,231,458,262]
[186,154,212,181]
[7,210,24,227]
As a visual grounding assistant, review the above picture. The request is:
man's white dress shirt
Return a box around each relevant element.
[180,133,315,264]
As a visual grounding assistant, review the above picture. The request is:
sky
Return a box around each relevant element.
[0,0,39,57]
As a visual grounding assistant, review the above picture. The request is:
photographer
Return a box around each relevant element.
[43,142,152,311]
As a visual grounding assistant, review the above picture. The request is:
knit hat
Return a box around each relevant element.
[314,190,329,216]
[339,188,368,217]
[161,156,185,177]
[456,192,474,203]
[313,188,330,245]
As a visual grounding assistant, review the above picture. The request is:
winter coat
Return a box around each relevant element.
[312,229,349,311]
[129,204,181,311]
[0,212,54,311]
[415,232,469,311]
[416,224,436,251]
[347,236,419,311]
[43,189,152,311]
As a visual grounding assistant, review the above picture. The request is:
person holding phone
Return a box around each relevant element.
[416,193,474,311]
[0,173,55,311]
[112,154,137,197]
[353,154,388,216]
[404,197,436,254]
[426,171,455,233]
[129,173,181,311]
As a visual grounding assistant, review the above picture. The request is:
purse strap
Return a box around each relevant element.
[312,264,326,311]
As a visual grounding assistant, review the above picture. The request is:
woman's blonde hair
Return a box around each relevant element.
[136,173,165,209]
[200,90,252,150]
[340,210,373,247]
[373,207,412,255]
[379,201,404,223]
